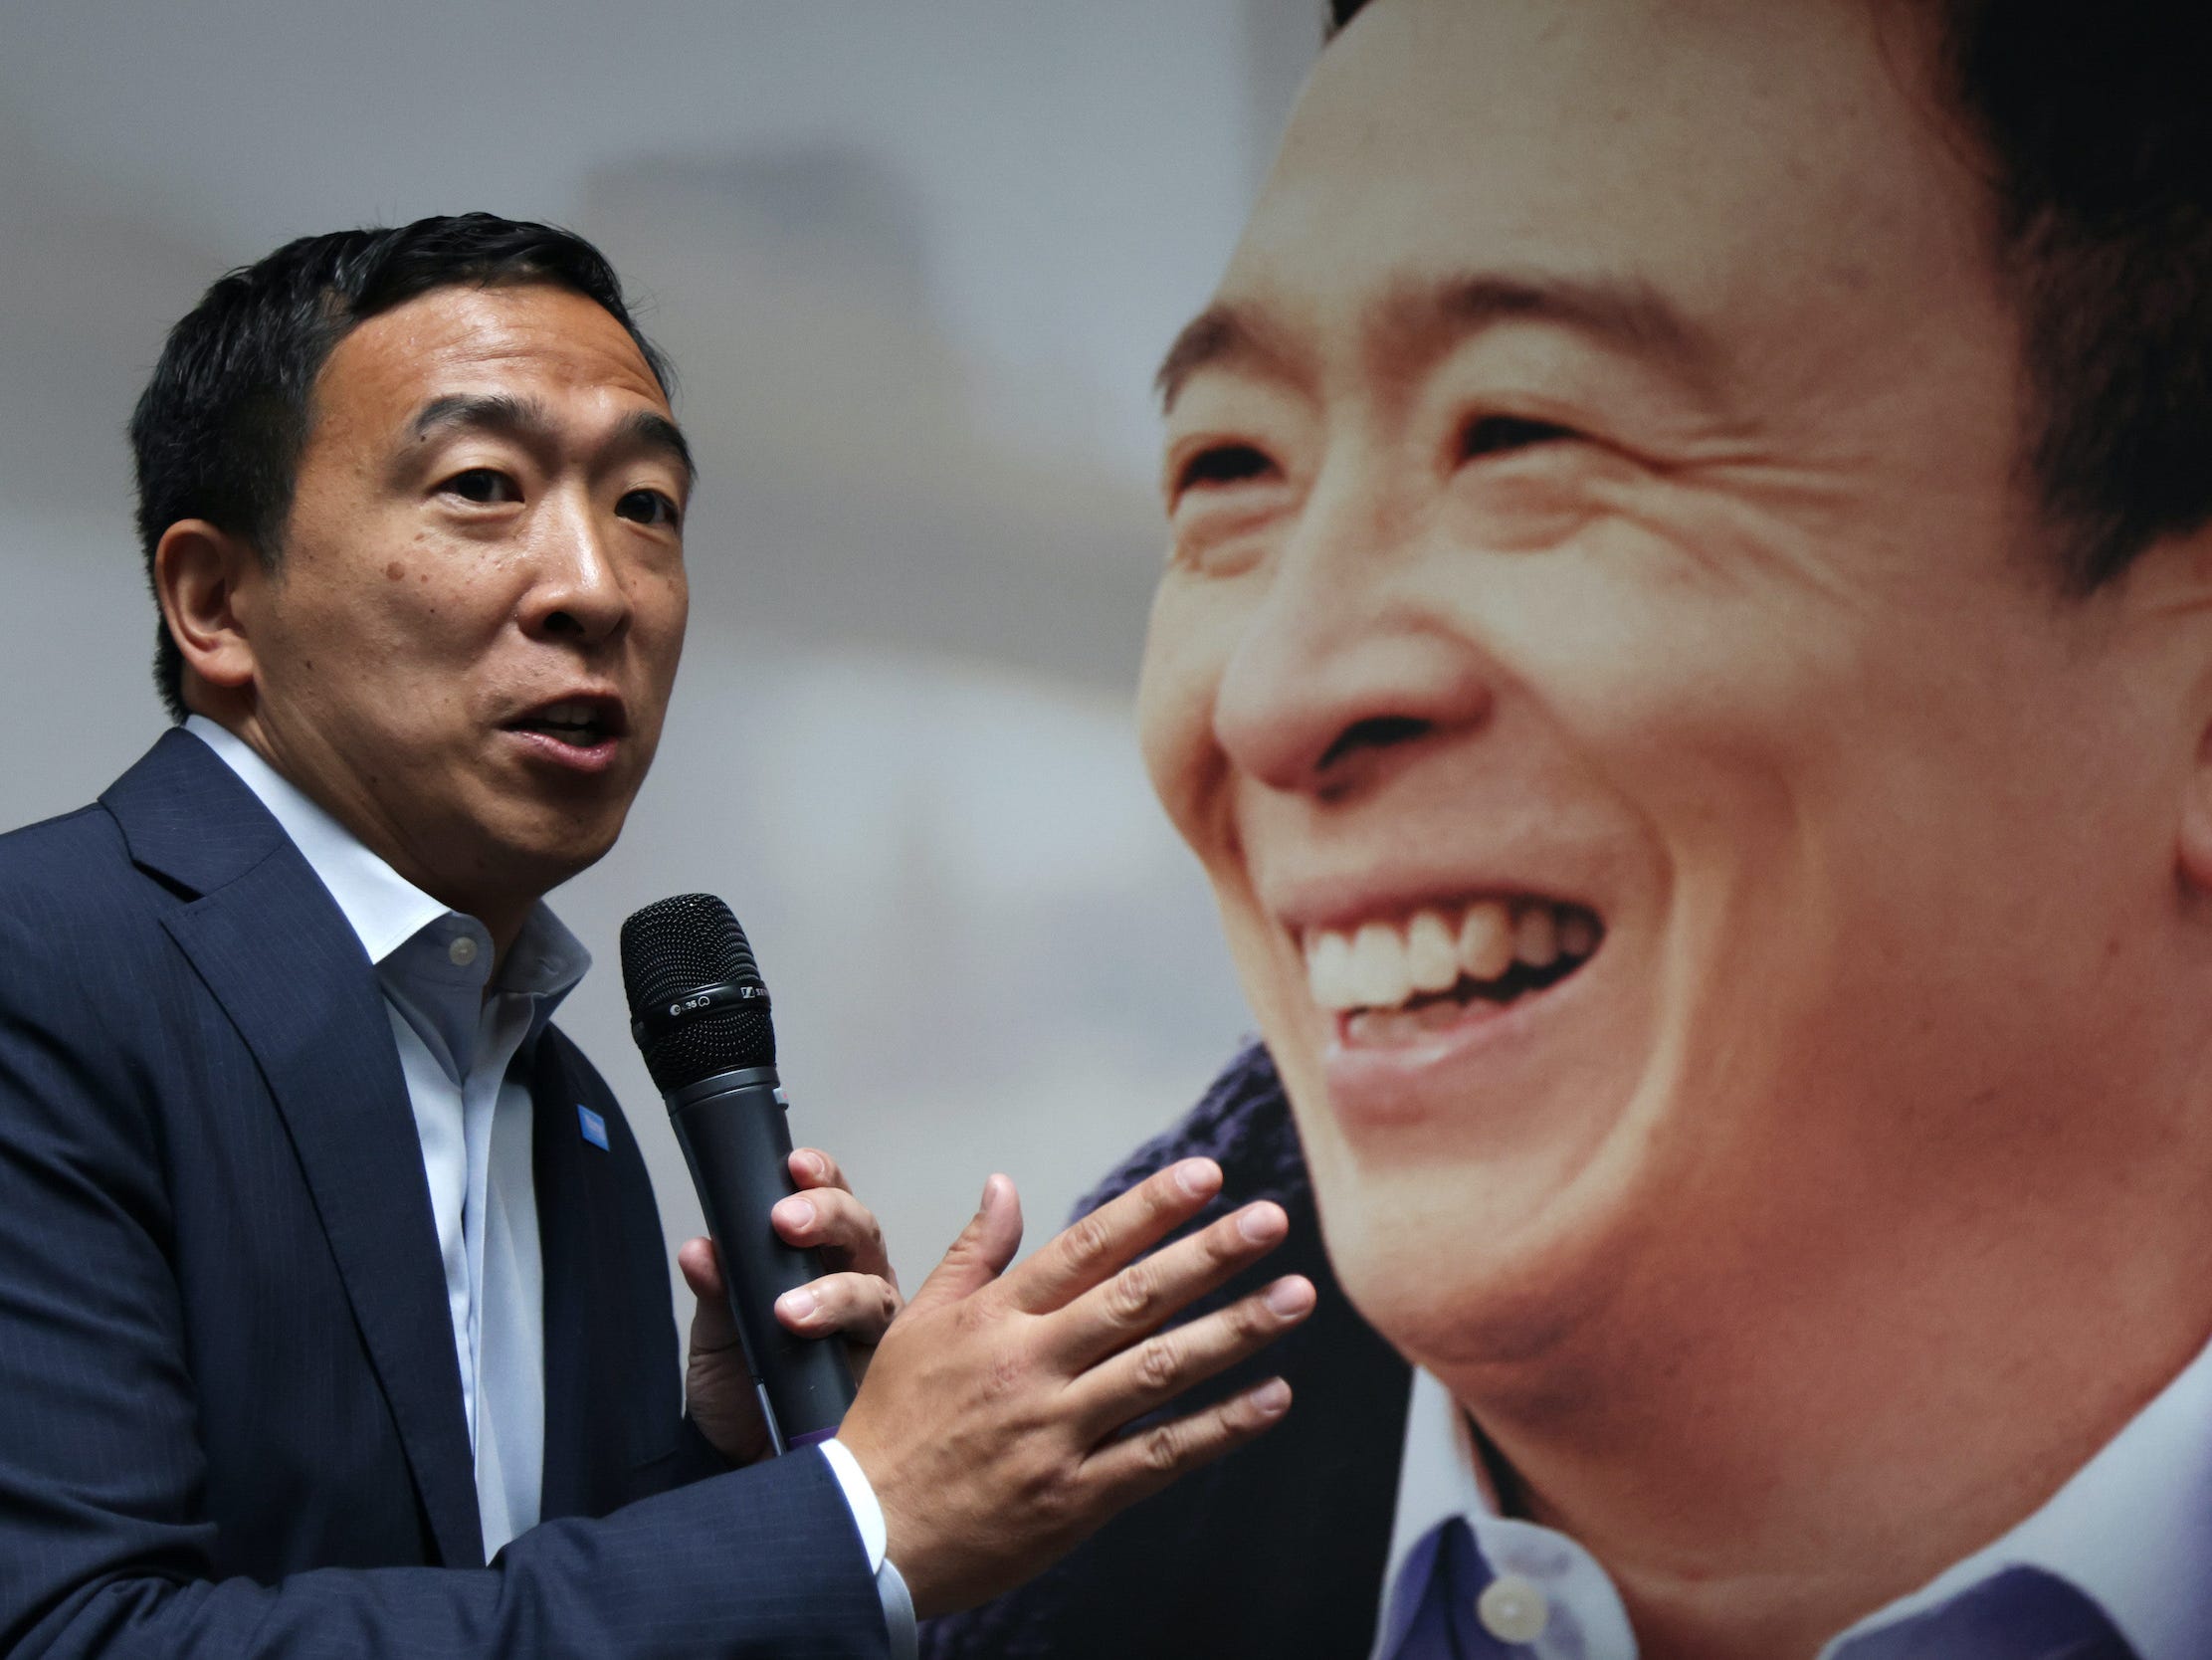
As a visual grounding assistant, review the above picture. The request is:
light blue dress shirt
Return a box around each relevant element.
[190,716,569,1558]
[1373,1325,2212,1658]
[185,719,913,1652]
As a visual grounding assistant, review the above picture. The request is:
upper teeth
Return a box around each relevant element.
[540,702,595,727]
[1301,899,1600,1013]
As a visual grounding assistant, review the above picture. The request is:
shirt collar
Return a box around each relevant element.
[1372,1369,1486,1658]
[1379,1321,2212,1660]
[186,716,449,963]
[182,717,591,1011]
[1373,1369,1635,1659]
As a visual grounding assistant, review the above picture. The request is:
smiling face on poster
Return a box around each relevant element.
[1140,0,2212,1599]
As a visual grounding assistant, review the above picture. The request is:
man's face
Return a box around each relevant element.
[234,281,691,924]
[1139,0,2198,1372]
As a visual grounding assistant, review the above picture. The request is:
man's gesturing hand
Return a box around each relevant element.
[835,1157,1314,1618]
[678,1146,903,1465]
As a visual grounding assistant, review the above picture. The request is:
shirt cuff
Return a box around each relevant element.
[820,1437,917,1660]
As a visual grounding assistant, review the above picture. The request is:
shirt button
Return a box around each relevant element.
[448,935,479,967]
[1477,1573,1549,1645]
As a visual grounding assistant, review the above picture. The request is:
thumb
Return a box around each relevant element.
[679,1236,740,1349]
[906,1174,1024,1312]
[678,1235,724,1302]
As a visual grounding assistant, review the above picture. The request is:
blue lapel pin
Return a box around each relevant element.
[576,1104,609,1150]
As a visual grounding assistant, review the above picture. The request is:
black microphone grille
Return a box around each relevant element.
[620,893,777,1092]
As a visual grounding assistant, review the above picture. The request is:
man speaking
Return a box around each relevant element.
[0,215,1313,1657]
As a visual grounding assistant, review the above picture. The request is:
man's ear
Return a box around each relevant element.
[2116,525,2212,898]
[153,519,263,700]
[2180,723,2212,896]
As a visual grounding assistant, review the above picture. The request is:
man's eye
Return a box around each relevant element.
[616,489,682,529]
[1459,414,1577,460]
[1172,443,1277,497]
[442,469,520,504]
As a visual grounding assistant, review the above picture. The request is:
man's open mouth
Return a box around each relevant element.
[506,699,626,748]
[1301,898,1604,1044]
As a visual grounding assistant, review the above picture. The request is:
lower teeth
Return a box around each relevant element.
[1346,1003,1457,1044]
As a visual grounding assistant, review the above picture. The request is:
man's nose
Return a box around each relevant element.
[1211,464,1493,799]
[522,492,631,648]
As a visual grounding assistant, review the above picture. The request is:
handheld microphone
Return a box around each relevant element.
[620,894,857,1453]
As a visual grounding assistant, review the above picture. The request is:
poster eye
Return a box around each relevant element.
[1176,444,1276,496]
[1460,415,1576,460]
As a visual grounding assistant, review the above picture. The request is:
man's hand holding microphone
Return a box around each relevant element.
[625,895,1313,1618]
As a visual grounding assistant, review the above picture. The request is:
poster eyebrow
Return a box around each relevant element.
[1387,269,1724,389]
[1155,303,1300,413]
[1156,270,1720,415]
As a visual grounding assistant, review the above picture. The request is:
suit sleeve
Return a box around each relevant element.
[0,897,889,1660]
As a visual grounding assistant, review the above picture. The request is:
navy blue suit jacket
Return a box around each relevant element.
[920,1045,1414,1660]
[0,730,887,1657]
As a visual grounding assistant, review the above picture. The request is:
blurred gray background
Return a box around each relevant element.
[0,3,1323,1299]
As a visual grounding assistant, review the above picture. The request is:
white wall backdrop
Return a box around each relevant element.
[0,2,1321,1296]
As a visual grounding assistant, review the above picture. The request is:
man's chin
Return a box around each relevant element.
[1313,1156,1651,1383]
[507,827,624,893]
[444,810,629,917]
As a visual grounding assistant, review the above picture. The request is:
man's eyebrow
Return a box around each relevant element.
[408,391,549,445]
[405,393,696,486]
[614,408,697,488]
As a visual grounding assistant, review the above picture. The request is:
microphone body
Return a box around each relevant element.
[667,1066,857,1449]
[622,896,858,1454]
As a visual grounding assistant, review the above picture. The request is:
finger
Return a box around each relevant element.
[1001,1158,1223,1316]
[773,1186,896,1287]
[774,1270,904,1344]
[905,1174,1025,1312]
[677,1235,723,1302]
[1046,1198,1289,1369]
[1063,1275,1313,1437]
[787,1146,849,1194]
[1079,1375,1294,1504]
[678,1237,741,1354]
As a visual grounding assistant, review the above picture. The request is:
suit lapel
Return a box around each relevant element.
[106,731,487,1566]
[531,1028,703,1517]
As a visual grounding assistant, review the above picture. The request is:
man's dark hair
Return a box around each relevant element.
[1325,0,2212,592]
[132,212,673,722]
